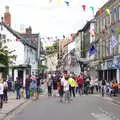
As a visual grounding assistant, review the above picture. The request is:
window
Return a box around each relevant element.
[99,18,102,32]
[99,39,103,59]
[103,18,106,29]
[96,20,99,33]
[118,35,120,53]
[109,14,112,25]
[113,8,117,23]
[119,6,120,20]
[106,39,109,57]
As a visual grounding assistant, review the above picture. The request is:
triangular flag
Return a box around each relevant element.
[57,0,61,5]
[106,8,110,15]
[111,28,115,33]
[63,35,65,39]
[16,39,20,42]
[98,8,103,16]
[64,1,70,6]
[89,45,96,56]
[55,36,58,39]
[47,37,50,40]
[90,6,94,12]
[82,5,86,11]
[49,0,52,3]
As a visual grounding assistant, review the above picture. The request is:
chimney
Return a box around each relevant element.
[4,6,11,26]
[25,26,32,34]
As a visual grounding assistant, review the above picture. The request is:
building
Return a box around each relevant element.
[46,53,58,72]
[94,0,120,83]
[0,7,40,86]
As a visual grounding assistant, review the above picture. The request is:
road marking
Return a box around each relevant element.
[91,107,119,120]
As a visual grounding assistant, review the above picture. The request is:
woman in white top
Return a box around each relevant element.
[63,76,70,103]
[0,79,4,108]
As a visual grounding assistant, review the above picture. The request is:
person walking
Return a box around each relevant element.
[64,76,70,103]
[76,75,84,95]
[3,78,8,103]
[36,75,41,99]
[47,78,52,96]
[15,79,21,99]
[58,76,64,103]
[0,78,4,108]
[25,75,31,99]
[68,75,76,98]
[101,80,106,97]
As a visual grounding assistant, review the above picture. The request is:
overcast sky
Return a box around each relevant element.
[0,0,109,43]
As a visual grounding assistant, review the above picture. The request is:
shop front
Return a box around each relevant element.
[97,59,116,82]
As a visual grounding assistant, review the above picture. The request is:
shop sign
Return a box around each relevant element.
[101,62,107,70]
[116,56,120,68]
[107,59,113,69]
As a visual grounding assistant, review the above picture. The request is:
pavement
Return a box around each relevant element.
[0,92,28,120]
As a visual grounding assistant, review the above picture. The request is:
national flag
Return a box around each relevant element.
[110,36,118,48]
[89,45,96,56]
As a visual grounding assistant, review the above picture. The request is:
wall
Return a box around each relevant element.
[0,25,24,65]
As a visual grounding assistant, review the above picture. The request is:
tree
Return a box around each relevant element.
[46,40,59,55]
[0,42,16,77]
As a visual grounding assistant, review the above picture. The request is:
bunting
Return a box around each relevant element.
[82,5,86,11]
[89,45,96,56]
[106,8,110,15]
[98,8,103,16]
[64,1,70,6]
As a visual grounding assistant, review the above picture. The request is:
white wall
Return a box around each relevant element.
[0,26,24,65]
[68,41,75,53]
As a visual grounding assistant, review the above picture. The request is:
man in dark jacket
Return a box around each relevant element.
[25,76,31,99]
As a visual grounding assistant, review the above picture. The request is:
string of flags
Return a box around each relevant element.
[48,0,120,17]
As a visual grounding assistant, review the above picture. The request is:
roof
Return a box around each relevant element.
[0,22,38,50]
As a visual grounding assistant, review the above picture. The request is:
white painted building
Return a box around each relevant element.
[0,22,38,86]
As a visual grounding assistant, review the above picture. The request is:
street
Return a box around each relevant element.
[10,94,120,120]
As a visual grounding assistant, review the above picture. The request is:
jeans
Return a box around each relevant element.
[16,89,20,99]
[25,88,30,99]
[0,94,3,108]
[69,86,75,97]
[64,90,70,102]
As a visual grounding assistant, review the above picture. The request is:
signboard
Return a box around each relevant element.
[107,59,113,69]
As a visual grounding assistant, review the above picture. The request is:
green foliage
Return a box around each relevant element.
[0,43,16,77]
[46,41,59,54]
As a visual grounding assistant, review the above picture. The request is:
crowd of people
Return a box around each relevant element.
[0,74,42,109]
[46,71,120,103]
[0,71,119,108]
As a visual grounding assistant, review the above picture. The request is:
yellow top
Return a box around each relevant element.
[68,78,77,87]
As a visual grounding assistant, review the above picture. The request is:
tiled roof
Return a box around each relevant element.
[0,22,38,50]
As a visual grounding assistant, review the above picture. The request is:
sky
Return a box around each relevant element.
[0,0,109,44]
